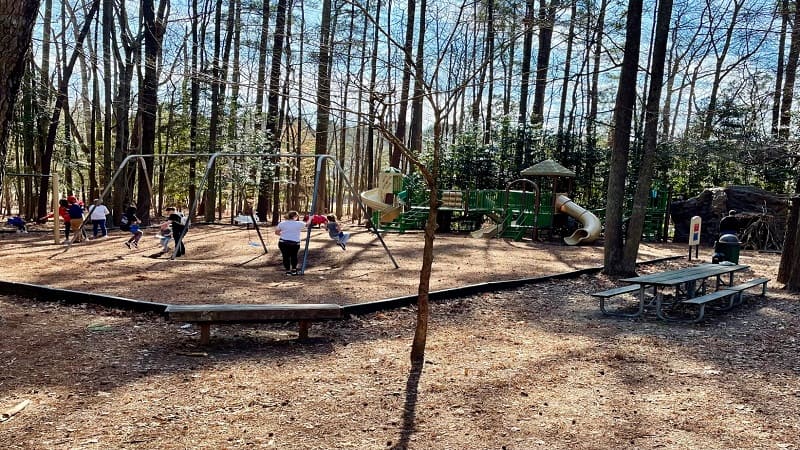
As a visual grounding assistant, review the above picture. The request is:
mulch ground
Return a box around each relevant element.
[1,225,798,449]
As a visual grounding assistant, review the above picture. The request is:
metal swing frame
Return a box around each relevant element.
[188,152,399,273]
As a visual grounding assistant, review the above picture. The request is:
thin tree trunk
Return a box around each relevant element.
[531,0,558,128]
[269,0,288,223]
[389,0,416,169]
[772,0,789,135]
[518,0,534,125]
[779,0,800,138]
[313,0,333,213]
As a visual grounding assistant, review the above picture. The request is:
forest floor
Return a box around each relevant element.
[0,222,799,449]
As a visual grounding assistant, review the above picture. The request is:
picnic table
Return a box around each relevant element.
[595,263,752,321]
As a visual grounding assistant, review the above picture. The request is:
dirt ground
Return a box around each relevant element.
[1,223,799,449]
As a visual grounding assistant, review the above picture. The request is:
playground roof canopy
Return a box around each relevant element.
[520,159,575,178]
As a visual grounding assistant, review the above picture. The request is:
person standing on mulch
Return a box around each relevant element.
[58,199,71,242]
[89,198,110,239]
[67,195,86,243]
[275,210,306,275]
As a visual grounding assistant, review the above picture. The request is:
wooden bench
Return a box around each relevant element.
[591,284,642,316]
[165,303,343,344]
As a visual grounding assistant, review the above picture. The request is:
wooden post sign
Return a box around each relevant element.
[688,215,701,260]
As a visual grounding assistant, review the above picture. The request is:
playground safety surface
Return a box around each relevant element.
[1,224,798,449]
[0,223,672,306]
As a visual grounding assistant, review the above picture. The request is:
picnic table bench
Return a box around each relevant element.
[664,277,770,323]
[593,264,768,322]
[165,303,343,344]
[591,284,644,317]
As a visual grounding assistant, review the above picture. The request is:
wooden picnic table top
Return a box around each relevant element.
[620,263,749,288]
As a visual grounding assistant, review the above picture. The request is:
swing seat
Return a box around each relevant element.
[234,214,259,225]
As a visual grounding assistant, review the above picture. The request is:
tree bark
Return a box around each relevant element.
[603,0,642,276]
[0,0,41,193]
[136,0,168,226]
[517,0,534,126]
[37,0,100,219]
[531,0,559,128]
[621,0,673,273]
[772,0,789,135]
[312,0,333,213]
[779,0,800,138]
[268,0,288,224]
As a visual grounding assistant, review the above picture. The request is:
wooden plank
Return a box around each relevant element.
[165,303,342,323]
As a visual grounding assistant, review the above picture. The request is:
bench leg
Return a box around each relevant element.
[298,320,310,339]
[199,324,211,345]
[689,304,707,323]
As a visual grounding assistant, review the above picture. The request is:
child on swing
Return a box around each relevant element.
[325,214,350,250]
[122,205,143,249]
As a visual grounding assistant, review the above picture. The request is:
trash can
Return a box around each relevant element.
[712,234,741,264]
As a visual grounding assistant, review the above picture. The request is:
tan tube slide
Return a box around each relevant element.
[360,188,402,223]
[555,194,601,245]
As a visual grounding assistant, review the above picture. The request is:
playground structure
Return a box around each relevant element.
[360,160,603,245]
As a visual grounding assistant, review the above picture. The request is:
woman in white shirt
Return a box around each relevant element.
[89,199,111,238]
[274,210,306,275]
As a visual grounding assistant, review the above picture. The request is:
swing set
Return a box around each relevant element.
[71,152,398,272]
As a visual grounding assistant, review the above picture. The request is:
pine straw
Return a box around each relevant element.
[0,229,798,449]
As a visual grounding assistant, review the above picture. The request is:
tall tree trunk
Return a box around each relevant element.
[37,0,100,219]
[531,0,559,128]
[409,0,426,157]
[779,0,800,138]
[0,0,41,192]
[136,0,168,226]
[701,0,743,139]
[409,0,428,363]
[556,0,576,154]
[255,0,271,221]
[772,0,789,135]
[188,0,201,219]
[586,0,607,171]
[621,0,673,273]
[205,0,224,222]
[518,0,534,126]
[313,0,333,213]
[269,0,288,223]
[603,0,642,276]
[102,0,112,194]
[389,0,415,169]
[367,0,383,192]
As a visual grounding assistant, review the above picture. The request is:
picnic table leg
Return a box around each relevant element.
[686,280,696,298]
[298,320,310,339]
[639,286,647,316]
[199,324,211,345]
